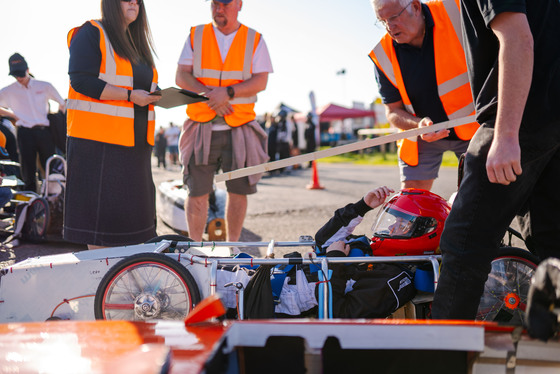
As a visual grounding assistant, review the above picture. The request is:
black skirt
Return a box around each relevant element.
[63,132,156,246]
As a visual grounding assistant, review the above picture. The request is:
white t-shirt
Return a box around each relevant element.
[0,78,65,128]
[178,25,273,74]
[164,126,181,146]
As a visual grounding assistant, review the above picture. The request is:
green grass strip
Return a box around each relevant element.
[316,148,459,167]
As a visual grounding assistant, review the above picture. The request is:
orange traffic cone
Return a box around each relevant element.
[184,294,226,326]
[306,160,325,190]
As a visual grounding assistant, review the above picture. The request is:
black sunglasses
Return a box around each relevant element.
[121,0,142,4]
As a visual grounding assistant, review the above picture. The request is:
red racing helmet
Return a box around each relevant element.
[370,188,451,256]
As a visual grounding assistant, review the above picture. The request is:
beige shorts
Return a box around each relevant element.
[183,130,256,197]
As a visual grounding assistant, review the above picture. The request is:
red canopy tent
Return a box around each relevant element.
[294,103,376,122]
[316,103,376,122]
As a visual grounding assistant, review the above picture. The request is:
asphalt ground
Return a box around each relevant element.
[0,157,465,267]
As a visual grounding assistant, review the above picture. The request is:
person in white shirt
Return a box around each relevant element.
[0,53,66,191]
[164,122,181,165]
[176,0,272,242]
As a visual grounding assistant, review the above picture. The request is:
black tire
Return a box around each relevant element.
[94,253,201,321]
[22,197,50,242]
[477,247,539,325]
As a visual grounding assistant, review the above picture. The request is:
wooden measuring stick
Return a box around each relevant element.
[215,115,476,182]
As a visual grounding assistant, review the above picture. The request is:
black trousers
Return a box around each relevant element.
[432,124,560,320]
[17,126,55,192]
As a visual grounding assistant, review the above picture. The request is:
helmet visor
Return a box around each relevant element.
[372,205,437,239]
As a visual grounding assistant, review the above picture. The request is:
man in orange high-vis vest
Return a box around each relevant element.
[176,0,272,242]
[369,0,479,191]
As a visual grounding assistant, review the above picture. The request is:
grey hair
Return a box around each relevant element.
[371,0,416,13]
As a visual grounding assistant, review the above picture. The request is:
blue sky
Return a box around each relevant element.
[0,0,386,126]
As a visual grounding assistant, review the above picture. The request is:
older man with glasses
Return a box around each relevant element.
[369,0,479,192]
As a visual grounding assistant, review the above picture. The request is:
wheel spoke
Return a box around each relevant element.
[102,261,192,320]
[477,254,536,324]
[130,267,147,293]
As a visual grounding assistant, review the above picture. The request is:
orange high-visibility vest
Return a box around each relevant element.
[66,20,158,146]
[369,0,479,166]
[186,23,260,127]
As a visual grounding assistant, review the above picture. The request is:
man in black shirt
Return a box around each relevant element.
[432,0,560,320]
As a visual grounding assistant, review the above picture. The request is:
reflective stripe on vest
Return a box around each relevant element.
[187,23,259,127]
[66,20,158,146]
[369,0,479,166]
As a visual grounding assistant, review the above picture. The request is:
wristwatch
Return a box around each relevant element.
[226,86,235,99]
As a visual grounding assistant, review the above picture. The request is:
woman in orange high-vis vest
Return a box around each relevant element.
[370,0,479,191]
[64,0,160,249]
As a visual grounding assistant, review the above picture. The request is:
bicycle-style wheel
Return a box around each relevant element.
[94,253,201,321]
[22,197,50,242]
[477,247,539,324]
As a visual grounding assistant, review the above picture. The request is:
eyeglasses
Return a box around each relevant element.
[121,0,142,5]
[376,1,413,28]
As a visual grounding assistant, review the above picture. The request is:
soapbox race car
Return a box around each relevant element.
[0,237,436,322]
[157,179,226,241]
[0,237,537,324]
[0,187,540,324]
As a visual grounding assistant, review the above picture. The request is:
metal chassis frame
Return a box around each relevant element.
[152,240,441,320]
